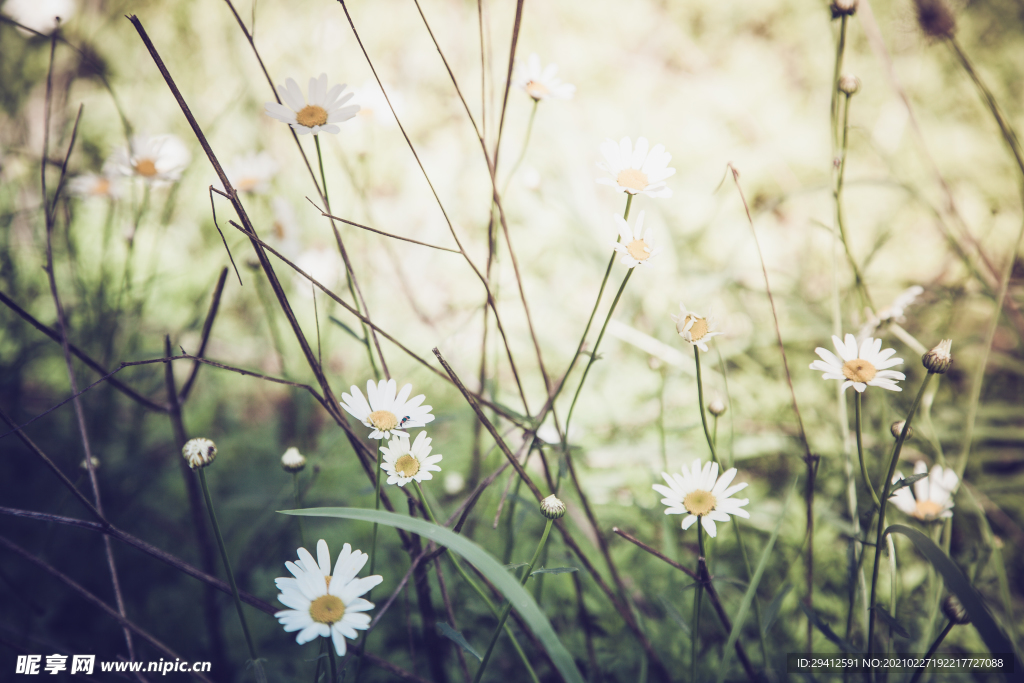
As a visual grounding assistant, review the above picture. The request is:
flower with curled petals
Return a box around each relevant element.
[891,461,958,522]
[810,334,905,393]
[611,210,660,268]
[653,459,750,538]
[513,53,575,101]
[265,74,359,136]
[339,379,434,440]
[596,137,674,198]
[274,540,382,656]
[672,303,721,353]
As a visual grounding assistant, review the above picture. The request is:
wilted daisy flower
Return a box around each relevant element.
[672,304,721,353]
[111,134,191,185]
[274,540,382,656]
[596,137,674,198]
[340,379,434,439]
[653,459,749,538]
[380,432,442,487]
[891,461,958,522]
[265,74,359,136]
[222,151,278,194]
[2,0,75,35]
[68,171,120,200]
[513,54,575,101]
[857,285,924,340]
[611,210,660,268]
[810,334,905,393]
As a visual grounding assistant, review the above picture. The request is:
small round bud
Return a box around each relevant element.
[941,595,970,625]
[913,0,956,38]
[890,421,913,440]
[838,74,861,96]
[281,447,306,473]
[831,0,858,18]
[183,437,217,469]
[922,339,952,374]
[79,456,100,470]
[540,495,566,520]
[708,399,727,417]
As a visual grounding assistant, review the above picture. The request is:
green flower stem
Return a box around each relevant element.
[907,620,955,683]
[866,372,934,659]
[353,442,384,683]
[855,392,881,509]
[693,346,719,466]
[830,14,848,148]
[472,518,555,683]
[197,468,259,665]
[502,476,524,565]
[501,100,539,197]
[293,472,307,549]
[328,642,338,683]
[413,482,540,683]
[312,640,325,683]
[692,524,706,682]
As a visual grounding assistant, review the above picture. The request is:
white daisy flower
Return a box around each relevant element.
[339,379,434,440]
[653,459,750,538]
[672,303,721,353]
[274,540,382,657]
[611,210,660,268]
[265,74,359,136]
[110,134,191,185]
[891,461,958,522]
[222,151,278,194]
[380,431,442,487]
[513,53,575,101]
[2,0,74,35]
[596,137,675,198]
[68,171,120,200]
[810,334,905,393]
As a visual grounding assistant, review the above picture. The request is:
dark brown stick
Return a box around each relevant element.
[178,268,229,402]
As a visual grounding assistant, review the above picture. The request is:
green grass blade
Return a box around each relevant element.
[284,507,585,683]
[436,622,483,661]
[530,567,578,576]
[715,477,796,683]
[760,582,792,637]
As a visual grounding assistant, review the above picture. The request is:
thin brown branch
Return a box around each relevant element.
[179,267,230,402]
[310,200,462,253]
[612,527,697,579]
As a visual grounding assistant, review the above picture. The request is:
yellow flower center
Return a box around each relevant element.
[367,410,398,432]
[683,489,716,517]
[625,239,651,262]
[685,316,709,341]
[296,104,328,128]
[394,454,420,478]
[308,594,345,625]
[842,359,877,383]
[914,500,943,521]
[616,168,649,192]
[135,159,158,177]
[92,178,111,196]
[525,80,549,99]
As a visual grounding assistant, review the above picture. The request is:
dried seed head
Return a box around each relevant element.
[708,399,727,417]
[941,595,970,624]
[922,339,953,374]
[890,420,914,440]
[183,437,217,469]
[831,0,858,18]
[913,0,956,39]
[540,495,566,520]
[838,74,861,95]
[281,447,307,473]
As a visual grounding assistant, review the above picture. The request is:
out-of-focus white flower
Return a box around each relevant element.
[223,151,278,194]
[857,285,924,340]
[672,304,721,353]
[443,472,466,495]
[339,379,434,440]
[110,134,191,185]
[350,81,401,127]
[380,432,442,487]
[68,170,120,200]
[292,248,338,297]
[611,210,660,268]
[274,540,382,656]
[265,74,358,136]
[596,137,674,198]
[2,0,74,35]
[653,459,750,538]
[513,54,575,101]
[810,334,905,393]
[891,461,958,522]
[520,166,541,191]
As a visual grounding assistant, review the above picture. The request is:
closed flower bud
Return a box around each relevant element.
[708,399,727,417]
[831,0,858,18]
[941,595,970,624]
[890,421,913,440]
[922,339,952,374]
[913,0,956,38]
[80,456,100,470]
[838,74,861,95]
[281,447,306,473]
[183,437,217,469]
[540,495,566,520]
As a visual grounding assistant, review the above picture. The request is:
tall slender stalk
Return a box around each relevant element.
[692,524,706,682]
[855,392,881,509]
[693,347,719,466]
[354,440,384,683]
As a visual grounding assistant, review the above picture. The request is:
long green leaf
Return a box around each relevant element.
[884,524,1019,670]
[799,603,862,654]
[715,477,795,683]
[436,622,482,661]
[283,507,585,683]
[760,583,792,637]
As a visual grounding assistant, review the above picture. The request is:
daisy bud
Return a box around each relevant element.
[831,0,858,18]
[281,447,307,473]
[913,0,956,39]
[890,421,913,440]
[922,339,952,374]
[183,437,217,469]
[838,74,861,96]
[540,495,566,520]
[941,595,970,625]
[708,399,727,417]
[80,456,100,470]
